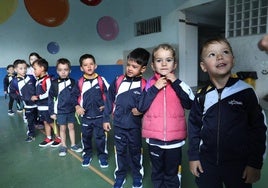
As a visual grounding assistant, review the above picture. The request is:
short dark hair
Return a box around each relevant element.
[13,59,27,68]
[127,48,150,67]
[56,58,71,69]
[32,58,49,72]
[79,54,96,66]
[7,64,14,70]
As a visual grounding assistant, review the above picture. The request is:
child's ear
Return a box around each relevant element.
[200,61,207,72]
[150,62,155,72]
[141,66,146,74]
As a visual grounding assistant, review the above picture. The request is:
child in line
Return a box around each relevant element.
[188,37,267,188]
[48,58,82,157]
[31,58,61,147]
[138,43,194,188]
[75,54,110,168]
[9,59,38,142]
[27,52,44,129]
[3,64,22,116]
[103,48,150,188]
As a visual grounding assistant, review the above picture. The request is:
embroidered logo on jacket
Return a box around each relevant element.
[228,99,243,105]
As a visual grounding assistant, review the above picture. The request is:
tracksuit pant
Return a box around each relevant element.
[148,144,182,188]
[196,158,252,188]
[113,126,143,180]
[81,117,108,160]
[25,107,38,137]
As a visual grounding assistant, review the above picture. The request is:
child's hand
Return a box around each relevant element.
[242,166,261,183]
[99,106,104,112]
[189,160,204,177]
[31,95,38,101]
[50,114,57,120]
[103,122,111,132]
[75,105,85,115]
[154,77,168,89]
[132,108,143,116]
[165,72,177,83]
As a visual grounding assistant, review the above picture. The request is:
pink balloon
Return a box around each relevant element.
[97,16,119,41]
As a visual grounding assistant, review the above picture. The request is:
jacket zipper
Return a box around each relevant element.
[216,91,222,165]
[163,87,167,141]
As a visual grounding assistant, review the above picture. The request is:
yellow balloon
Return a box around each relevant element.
[0,0,18,24]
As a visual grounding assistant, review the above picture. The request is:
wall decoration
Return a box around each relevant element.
[80,0,102,6]
[0,0,18,24]
[97,16,119,41]
[47,42,60,54]
[24,0,69,27]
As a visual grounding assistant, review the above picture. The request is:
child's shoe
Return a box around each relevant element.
[17,109,23,113]
[25,136,35,142]
[51,137,61,147]
[8,110,15,116]
[70,145,83,153]
[82,156,92,167]
[59,146,67,157]
[113,178,125,188]
[99,158,109,168]
[132,178,142,188]
[39,138,53,147]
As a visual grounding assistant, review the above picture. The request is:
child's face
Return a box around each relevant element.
[7,67,14,74]
[57,63,70,79]
[125,59,146,78]
[33,63,44,78]
[15,63,27,77]
[200,41,234,78]
[151,48,177,76]
[29,55,38,65]
[80,58,97,76]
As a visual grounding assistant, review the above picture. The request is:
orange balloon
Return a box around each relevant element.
[24,0,69,27]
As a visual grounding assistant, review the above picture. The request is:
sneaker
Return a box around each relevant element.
[51,137,61,147]
[25,136,35,142]
[70,145,83,153]
[8,110,15,116]
[82,157,92,167]
[17,109,23,113]
[99,158,109,168]
[114,178,125,188]
[39,138,53,147]
[59,146,67,157]
[132,178,142,188]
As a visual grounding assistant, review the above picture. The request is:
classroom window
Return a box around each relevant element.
[135,16,161,36]
[227,0,268,37]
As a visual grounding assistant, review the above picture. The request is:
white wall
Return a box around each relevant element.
[0,0,184,67]
[229,35,268,98]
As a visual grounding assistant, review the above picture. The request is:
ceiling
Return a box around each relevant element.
[183,0,226,26]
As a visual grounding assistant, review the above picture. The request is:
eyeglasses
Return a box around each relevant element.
[154,58,174,64]
[203,50,233,59]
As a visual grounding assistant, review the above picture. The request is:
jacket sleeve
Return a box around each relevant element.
[171,79,194,109]
[8,79,20,100]
[102,79,116,123]
[3,75,9,92]
[187,95,204,161]
[137,85,159,113]
[48,81,56,115]
[246,89,267,169]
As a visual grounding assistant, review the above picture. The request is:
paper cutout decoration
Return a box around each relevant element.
[80,0,102,6]
[24,0,69,27]
[97,16,119,41]
[0,0,18,24]
[47,42,60,54]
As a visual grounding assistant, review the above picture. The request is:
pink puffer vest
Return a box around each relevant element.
[142,74,187,141]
